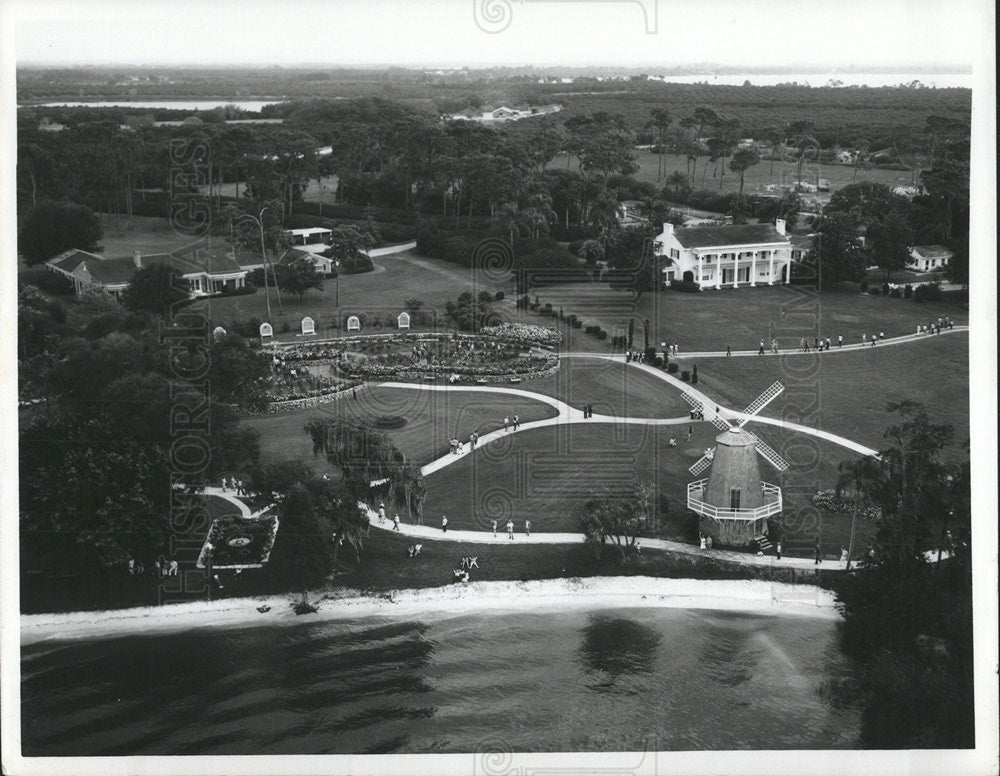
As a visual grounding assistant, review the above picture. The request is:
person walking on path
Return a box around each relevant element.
[492,519,497,537]
[726,344,732,356]
[441,515,448,533]
[862,333,866,344]
[687,425,693,441]
[776,542,782,560]
[506,519,515,540]
[513,414,520,431]
[378,503,386,524]
[814,541,822,565]
[393,514,401,532]
[840,545,849,566]
[503,416,509,432]
[838,335,843,348]
[699,533,707,550]
[525,520,531,537]
[706,535,713,550]
[758,339,766,355]
[825,337,831,350]
[871,336,877,347]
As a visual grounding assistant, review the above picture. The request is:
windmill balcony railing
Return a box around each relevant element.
[686,480,783,521]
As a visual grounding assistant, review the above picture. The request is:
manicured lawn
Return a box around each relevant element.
[530,283,967,354]
[95,214,201,257]
[420,420,872,557]
[694,331,970,460]
[191,249,518,330]
[203,493,243,519]
[553,151,922,198]
[526,356,690,418]
[244,385,559,473]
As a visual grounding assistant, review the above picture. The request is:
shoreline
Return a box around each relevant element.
[20,576,841,646]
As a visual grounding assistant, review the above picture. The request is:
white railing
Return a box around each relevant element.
[687,480,782,521]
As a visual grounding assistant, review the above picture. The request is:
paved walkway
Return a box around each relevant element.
[561,325,967,361]
[202,486,273,519]
[365,241,417,257]
[363,503,949,571]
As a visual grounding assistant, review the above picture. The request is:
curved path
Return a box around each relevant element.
[202,486,273,519]
[377,381,692,477]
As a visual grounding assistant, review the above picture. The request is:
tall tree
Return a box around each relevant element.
[728,147,760,195]
[18,200,103,264]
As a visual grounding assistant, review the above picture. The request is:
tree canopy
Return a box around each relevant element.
[18,200,103,264]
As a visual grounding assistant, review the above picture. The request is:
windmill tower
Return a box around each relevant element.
[682,382,788,546]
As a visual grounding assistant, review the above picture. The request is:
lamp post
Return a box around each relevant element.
[335,259,341,308]
[235,208,272,322]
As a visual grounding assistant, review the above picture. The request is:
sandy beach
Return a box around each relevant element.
[20,577,842,646]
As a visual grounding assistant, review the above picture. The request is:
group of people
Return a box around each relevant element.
[220,476,246,495]
[489,519,524,539]
[502,414,521,432]
[698,533,714,550]
[861,332,886,347]
[406,543,422,557]
[581,404,595,418]
[918,316,953,335]
[798,335,842,353]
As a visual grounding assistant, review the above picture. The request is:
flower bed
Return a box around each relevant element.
[811,489,883,520]
[479,323,563,348]
[342,354,558,381]
[196,514,280,569]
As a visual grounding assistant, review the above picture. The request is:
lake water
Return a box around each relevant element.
[27,100,283,112]
[650,72,972,89]
[21,606,859,755]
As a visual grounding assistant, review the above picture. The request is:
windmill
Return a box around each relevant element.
[684,382,787,546]
[681,381,789,475]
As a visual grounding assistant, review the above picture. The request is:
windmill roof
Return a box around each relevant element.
[715,427,758,447]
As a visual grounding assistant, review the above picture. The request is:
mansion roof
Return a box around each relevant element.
[673,224,789,249]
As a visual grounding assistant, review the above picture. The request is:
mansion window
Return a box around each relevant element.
[670,248,679,259]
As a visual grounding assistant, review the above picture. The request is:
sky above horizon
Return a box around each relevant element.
[10,0,982,69]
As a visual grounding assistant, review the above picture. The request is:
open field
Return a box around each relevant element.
[694,332,970,460]
[525,356,690,418]
[245,385,559,473]
[552,150,923,198]
[95,214,202,257]
[420,420,874,555]
[192,249,517,329]
[529,283,967,354]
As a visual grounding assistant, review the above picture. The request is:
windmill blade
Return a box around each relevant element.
[680,392,703,410]
[747,434,789,471]
[689,448,716,475]
[737,381,785,427]
[710,415,731,432]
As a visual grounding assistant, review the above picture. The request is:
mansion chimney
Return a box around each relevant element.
[775,218,786,236]
[133,250,142,268]
[661,222,674,239]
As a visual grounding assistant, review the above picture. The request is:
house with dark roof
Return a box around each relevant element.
[47,243,249,299]
[653,219,793,288]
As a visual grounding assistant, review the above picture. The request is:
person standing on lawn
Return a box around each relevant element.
[506,519,514,539]
[492,519,497,537]
[525,520,531,537]
[441,515,448,533]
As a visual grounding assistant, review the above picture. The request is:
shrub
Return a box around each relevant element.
[913,282,942,303]
[882,283,890,296]
[889,288,902,298]
[597,329,608,340]
[904,284,913,299]
[667,363,679,374]
[669,279,702,293]
[571,319,583,329]
[859,278,869,293]
[868,287,881,295]
[681,370,690,381]
[494,290,505,302]
[33,271,76,296]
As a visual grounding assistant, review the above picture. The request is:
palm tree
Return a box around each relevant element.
[852,139,870,183]
[728,148,760,196]
[836,456,883,569]
[494,202,528,246]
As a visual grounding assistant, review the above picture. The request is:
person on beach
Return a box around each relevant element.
[492,519,497,537]
[393,514,400,531]
[441,516,448,532]
[525,520,531,536]
[506,519,514,539]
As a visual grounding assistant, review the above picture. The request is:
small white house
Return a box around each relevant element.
[654,219,793,288]
[907,245,953,272]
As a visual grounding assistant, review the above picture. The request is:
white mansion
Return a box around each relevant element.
[655,219,793,288]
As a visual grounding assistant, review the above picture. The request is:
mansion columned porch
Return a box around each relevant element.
[664,248,790,289]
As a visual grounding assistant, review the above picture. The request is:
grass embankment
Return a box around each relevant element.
[246,385,560,474]
[694,331,970,460]
[527,283,967,354]
[332,529,843,594]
